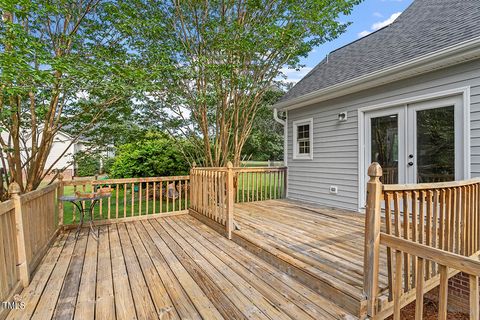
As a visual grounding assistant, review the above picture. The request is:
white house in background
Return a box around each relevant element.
[1,128,86,178]
[273,0,480,212]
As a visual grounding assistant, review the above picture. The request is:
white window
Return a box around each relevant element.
[293,118,313,160]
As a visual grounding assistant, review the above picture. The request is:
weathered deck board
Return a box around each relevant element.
[7,213,355,320]
[233,199,390,318]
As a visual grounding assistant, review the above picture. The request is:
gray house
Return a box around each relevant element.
[273,0,480,212]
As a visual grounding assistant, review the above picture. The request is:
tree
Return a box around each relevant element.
[117,0,361,167]
[109,132,190,178]
[74,151,100,177]
[0,1,149,192]
[242,89,284,161]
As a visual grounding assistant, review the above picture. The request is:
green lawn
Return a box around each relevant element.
[235,171,285,202]
[62,184,189,225]
[60,169,285,224]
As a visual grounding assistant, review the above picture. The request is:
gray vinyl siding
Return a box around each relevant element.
[286,59,480,211]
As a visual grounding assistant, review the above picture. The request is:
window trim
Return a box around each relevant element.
[292,118,313,160]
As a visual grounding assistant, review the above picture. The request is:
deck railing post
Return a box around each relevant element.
[9,182,30,287]
[57,173,64,227]
[190,162,196,211]
[226,161,234,239]
[363,162,383,317]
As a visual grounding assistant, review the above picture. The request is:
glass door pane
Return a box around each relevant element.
[371,115,399,184]
[416,106,455,183]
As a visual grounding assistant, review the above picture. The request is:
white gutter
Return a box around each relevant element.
[274,36,480,111]
[273,107,288,170]
[273,108,285,126]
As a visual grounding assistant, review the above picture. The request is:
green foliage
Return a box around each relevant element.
[102,157,116,175]
[113,0,362,166]
[243,89,285,161]
[0,0,154,190]
[110,133,190,178]
[74,151,100,177]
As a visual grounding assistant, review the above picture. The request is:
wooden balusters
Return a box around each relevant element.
[366,163,480,320]
[470,275,479,320]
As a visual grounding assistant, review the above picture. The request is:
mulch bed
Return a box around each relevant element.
[386,298,469,320]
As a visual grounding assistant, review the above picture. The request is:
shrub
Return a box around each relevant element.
[102,157,115,174]
[74,151,100,177]
[110,135,189,178]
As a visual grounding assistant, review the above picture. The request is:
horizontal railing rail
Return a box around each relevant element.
[234,167,287,203]
[364,163,480,319]
[59,175,190,226]
[1,182,62,320]
[189,164,287,239]
[377,234,479,320]
[190,163,234,238]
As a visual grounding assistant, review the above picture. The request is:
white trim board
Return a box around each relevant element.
[357,87,471,211]
[292,118,314,160]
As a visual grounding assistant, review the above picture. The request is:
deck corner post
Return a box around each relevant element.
[9,182,30,287]
[57,173,64,227]
[363,162,383,317]
[226,161,234,239]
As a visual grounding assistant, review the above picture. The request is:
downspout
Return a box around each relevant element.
[273,108,288,197]
[273,108,286,165]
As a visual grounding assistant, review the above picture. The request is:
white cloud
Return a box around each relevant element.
[373,12,383,18]
[358,12,402,38]
[358,30,371,38]
[280,67,313,84]
[372,12,402,30]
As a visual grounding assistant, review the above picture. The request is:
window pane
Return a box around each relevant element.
[371,115,398,184]
[299,140,310,154]
[416,106,454,183]
[297,124,309,140]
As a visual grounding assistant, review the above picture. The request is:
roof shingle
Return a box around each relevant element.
[279,0,480,104]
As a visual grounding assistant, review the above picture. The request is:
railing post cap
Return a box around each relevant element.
[8,182,21,194]
[192,161,197,168]
[367,162,383,178]
[227,161,233,168]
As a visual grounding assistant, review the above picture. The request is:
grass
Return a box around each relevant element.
[60,168,285,224]
[62,184,189,225]
[235,171,286,203]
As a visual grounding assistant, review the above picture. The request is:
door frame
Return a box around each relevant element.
[357,87,470,211]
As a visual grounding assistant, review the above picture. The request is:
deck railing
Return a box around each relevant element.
[0,182,61,320]
[190,163,235,238]
[235,167,287,203]
[59,175,190,226]
[189,163,287,239]
[364,163,480,319]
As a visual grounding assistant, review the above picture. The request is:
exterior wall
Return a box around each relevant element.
[286,59,480,211]
[0,130,77,173]
[45,132,76,171]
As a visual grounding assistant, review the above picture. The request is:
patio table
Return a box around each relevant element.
[59,193,111,240]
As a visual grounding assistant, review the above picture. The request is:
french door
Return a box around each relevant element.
[365,95,464,186]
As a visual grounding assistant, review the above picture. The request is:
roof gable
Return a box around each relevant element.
[279,0,480,104]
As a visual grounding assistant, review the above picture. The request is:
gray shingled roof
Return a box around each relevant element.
[279,0,480,104]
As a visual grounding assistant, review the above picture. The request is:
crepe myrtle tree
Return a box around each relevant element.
[0,1,151,192]
[117,0,362,167]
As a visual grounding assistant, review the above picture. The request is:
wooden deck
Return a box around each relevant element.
[233,200,390,318]
[7,214,355,320]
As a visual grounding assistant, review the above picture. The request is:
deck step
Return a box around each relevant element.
[231,227,368,319]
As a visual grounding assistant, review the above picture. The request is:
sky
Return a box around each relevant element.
[283,0,414,83]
